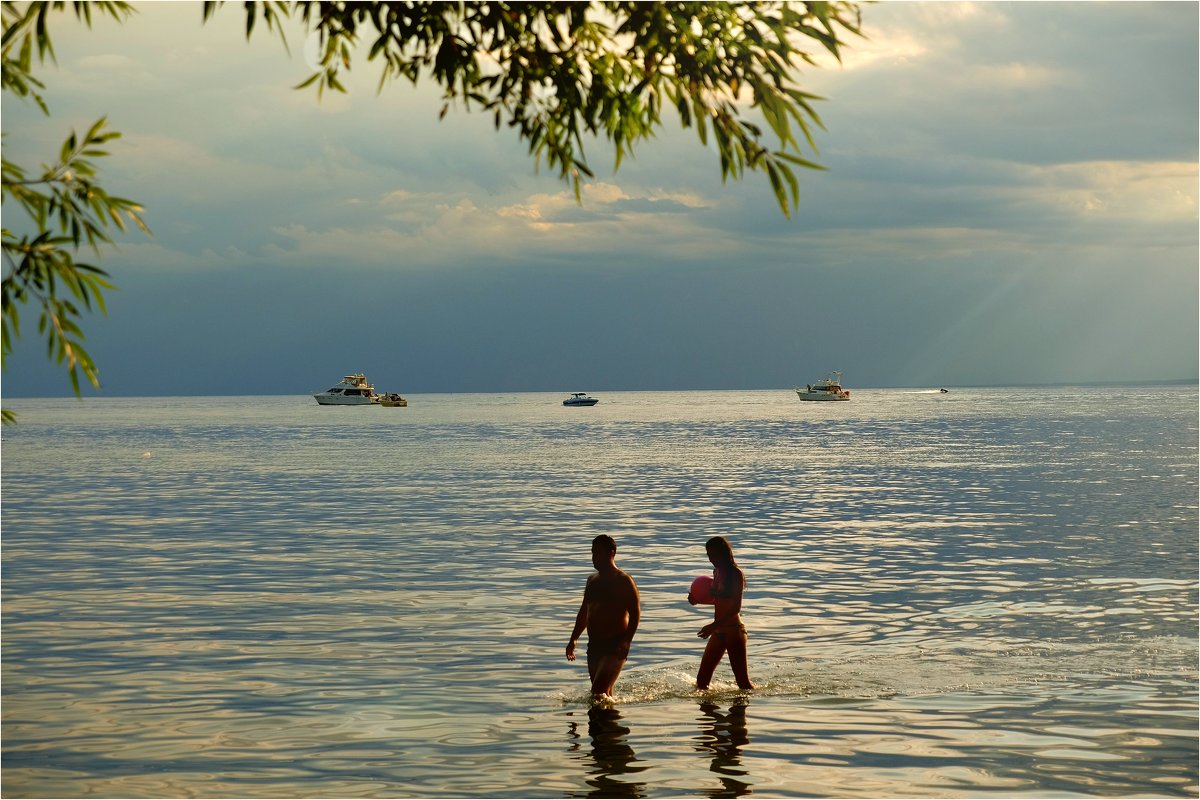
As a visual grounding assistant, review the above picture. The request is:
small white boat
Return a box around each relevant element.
[795,372,851,401]
[563,392,599,407]
[314,373,381,405]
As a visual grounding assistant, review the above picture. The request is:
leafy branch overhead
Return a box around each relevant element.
[209,1,862,215]
[2,1,148,423]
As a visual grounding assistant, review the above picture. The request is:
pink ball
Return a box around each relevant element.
[690,575,715,605]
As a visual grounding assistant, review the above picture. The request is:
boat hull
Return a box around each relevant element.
[314,395,378,405]
[563,399,599,406]
[796,392,849,401]
[380,399,408,407]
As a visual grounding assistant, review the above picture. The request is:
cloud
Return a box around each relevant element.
[611,196,694,215]
[76,52,142,73]
[1028,160,1198,232]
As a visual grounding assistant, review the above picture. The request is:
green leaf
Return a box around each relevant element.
[776,151,827,171]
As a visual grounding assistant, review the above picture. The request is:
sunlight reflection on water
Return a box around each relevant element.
[2,387,1196,797]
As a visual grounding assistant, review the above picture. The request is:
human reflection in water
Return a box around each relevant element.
[694,700,752,798]
[565,705,647,798]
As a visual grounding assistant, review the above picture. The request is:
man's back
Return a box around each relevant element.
[584,568,638,641]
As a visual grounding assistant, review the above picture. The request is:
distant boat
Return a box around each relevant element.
[314,373,381,405]
[380,393,408,407]
[563,392,599,407]
[795,372,851,401]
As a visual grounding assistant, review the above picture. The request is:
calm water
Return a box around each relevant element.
[2,387,1196,798]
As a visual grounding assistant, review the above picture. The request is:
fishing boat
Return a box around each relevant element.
[563,392,599,407]
[313,373,381,405]
[795,372,851,401]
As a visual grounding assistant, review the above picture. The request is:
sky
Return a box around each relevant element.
[2,1,1197,397]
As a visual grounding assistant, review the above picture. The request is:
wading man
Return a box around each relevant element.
[566,535,641,703]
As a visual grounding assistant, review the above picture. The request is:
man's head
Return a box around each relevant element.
[591,534,617,569]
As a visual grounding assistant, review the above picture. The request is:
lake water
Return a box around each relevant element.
[2,386,1196,798]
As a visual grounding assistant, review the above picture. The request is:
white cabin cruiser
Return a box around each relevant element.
[314,373,381,405]
[563,392,599,407]
[796,372,851,401]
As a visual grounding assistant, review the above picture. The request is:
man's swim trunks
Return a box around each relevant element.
[587,637,628,673]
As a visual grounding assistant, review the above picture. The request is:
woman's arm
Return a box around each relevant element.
[699,567,745,636]
[711,566,745,598]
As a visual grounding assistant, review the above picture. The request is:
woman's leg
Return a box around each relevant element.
[726,629,754,690]
[696,634,726,690]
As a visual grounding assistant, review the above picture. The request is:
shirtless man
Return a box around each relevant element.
[565,535,641,702]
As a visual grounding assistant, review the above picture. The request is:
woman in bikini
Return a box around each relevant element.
[689,536,754,691]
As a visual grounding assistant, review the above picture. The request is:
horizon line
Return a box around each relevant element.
[3,377,1197,401]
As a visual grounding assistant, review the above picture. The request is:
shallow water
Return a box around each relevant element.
[2,387,1196,797]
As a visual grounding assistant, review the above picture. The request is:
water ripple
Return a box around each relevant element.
[3,388,1196,797]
